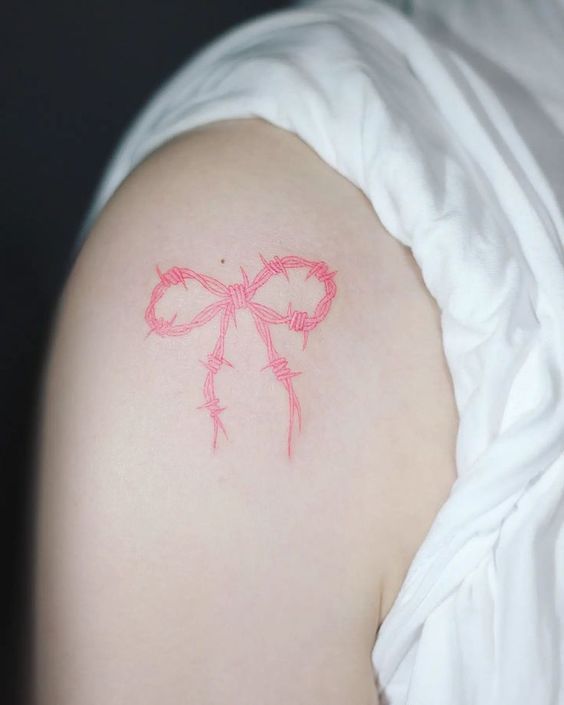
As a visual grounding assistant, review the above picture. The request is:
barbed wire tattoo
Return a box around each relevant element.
[144,254,337,458]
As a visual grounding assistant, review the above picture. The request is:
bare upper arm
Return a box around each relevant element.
[32,117,457,704]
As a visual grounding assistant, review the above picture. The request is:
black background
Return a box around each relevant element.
[2,2,288,701]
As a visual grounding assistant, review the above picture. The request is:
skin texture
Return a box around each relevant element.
[32,117,459,705]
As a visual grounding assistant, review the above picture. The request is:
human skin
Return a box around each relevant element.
[32,117,458,705]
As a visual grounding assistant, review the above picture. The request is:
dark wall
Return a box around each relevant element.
[1,1,289,701]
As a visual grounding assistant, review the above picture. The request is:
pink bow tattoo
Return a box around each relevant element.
[144,254,337,458]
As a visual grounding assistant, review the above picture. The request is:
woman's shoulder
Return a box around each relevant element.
[34,116,457,704]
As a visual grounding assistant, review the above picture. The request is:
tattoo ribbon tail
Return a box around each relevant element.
[286,384,303,460]
[211,415,229,452]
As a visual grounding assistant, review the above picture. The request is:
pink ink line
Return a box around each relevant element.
[144,254,337,458]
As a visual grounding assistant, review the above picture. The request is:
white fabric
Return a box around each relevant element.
[76,1,564,702]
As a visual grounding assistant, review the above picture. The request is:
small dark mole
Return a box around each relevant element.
[220,258,225,264]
